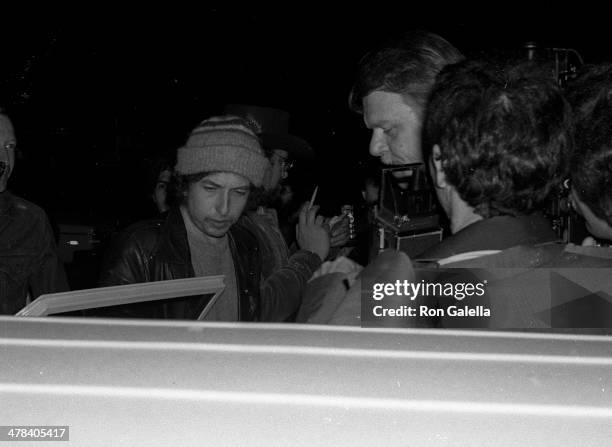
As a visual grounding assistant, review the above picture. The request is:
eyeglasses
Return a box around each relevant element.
[275,154,294,172]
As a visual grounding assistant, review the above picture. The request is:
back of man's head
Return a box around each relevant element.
[349,30,464,113]
[567,63,612,231]
[424,60,572,218]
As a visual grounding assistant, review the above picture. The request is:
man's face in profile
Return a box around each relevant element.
[262,149,290,192]
[0,114,16,193]
[261,149,291,205]
[362,91,423,166]
[152,169,172,213]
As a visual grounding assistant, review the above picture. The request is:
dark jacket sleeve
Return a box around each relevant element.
[28,211,70,298]
[258,249,321,322]
[98,225,155,287]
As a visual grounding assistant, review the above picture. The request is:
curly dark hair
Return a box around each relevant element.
[423,60,572,218]
[349,30,464,114]
[568,63,612,226]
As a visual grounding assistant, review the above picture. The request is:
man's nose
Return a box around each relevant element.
[216,192,230,216]
[369,129,386,157]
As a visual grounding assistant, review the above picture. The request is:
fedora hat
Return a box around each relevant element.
[223,104,314,160]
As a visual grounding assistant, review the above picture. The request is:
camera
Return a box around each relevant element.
[543,178,594,245]
[374,164,443,257]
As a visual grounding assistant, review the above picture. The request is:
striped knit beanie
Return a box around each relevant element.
[175,115,269,187]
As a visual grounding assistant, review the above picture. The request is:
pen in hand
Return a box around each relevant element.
[308,185,319,211]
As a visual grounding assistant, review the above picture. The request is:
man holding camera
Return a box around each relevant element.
[296,31,464,323]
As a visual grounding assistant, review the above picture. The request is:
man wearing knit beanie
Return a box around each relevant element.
[100,115,329,323]
[175,115,269,187]
[174,115,268,241]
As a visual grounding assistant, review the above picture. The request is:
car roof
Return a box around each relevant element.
[2,316,612,445]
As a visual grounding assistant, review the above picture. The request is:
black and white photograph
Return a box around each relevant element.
[1,10,612,445]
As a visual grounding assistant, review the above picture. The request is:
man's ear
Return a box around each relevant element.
[431,144,448,189]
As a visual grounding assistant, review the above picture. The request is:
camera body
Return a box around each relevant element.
[374,164,443,257]
[543,179,593,245]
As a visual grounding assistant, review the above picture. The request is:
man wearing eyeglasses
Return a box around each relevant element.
[223,105,308,212]
[0,110,69,314]
[222,105,333,305]
[261,149,293,206]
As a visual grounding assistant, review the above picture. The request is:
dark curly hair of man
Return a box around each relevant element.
[423,60,572,218]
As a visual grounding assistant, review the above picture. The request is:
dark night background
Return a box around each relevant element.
[1,12,609,256]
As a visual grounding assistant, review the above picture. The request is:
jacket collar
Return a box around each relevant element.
[418,212,560,260]
[156,207,245,265]
[156,207,191,264]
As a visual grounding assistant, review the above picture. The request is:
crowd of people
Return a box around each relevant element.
[2,30,611,327]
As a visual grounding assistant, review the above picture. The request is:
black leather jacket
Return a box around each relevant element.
[100,207,306,321]
[100,207,262,320]
[0,192,69,314]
